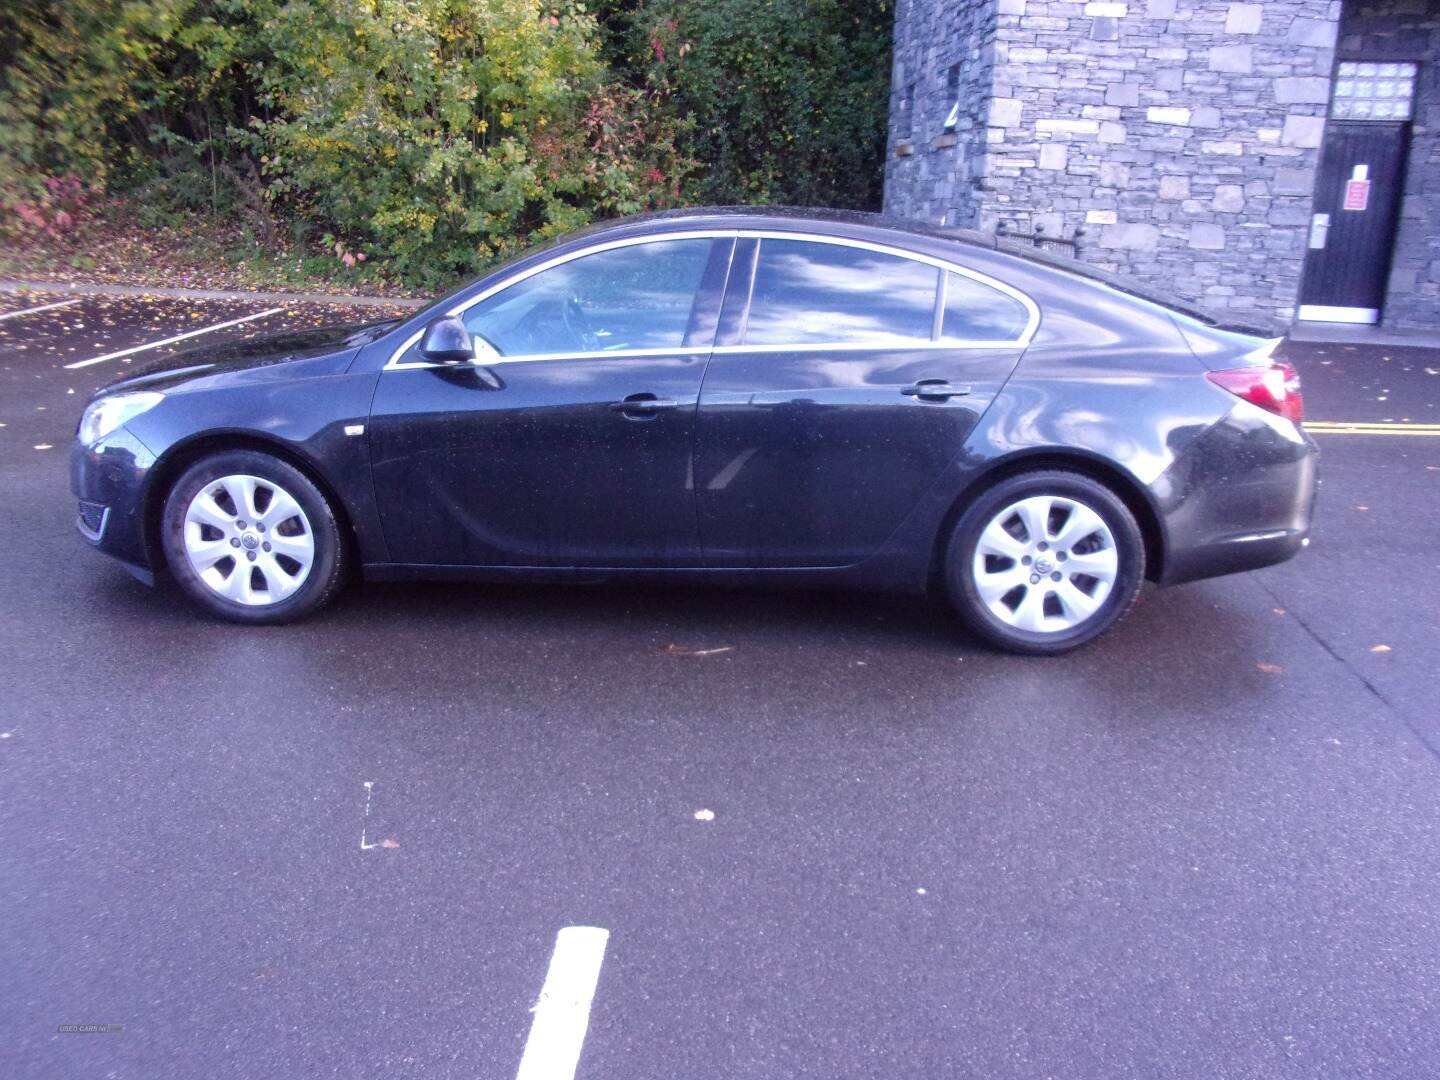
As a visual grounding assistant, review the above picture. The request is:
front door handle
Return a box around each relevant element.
[610,393,679,416]
[901,380,972,401]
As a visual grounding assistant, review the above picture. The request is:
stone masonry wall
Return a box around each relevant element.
[1339,1,1440,330]
[986,0,1341,323]
[886,0,1344,325]
[884,0,1000,227]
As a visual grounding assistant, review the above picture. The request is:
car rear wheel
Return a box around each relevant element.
[161,450,347,624]
[945,470,1145,654]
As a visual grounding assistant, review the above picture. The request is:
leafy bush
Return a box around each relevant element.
[1,0,892,286]
[0,1,262,234]
[249,0,690,288]
[607,0,894,210]
[7,175,92,242]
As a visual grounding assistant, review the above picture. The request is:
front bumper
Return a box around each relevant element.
[1157,407,1319,585]
[69,426,159,582]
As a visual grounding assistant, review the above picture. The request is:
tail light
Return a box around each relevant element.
[1206,362,1304,423]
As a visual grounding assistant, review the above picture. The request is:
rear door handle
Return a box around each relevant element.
[901,380,971,401]
[610,394,679,415]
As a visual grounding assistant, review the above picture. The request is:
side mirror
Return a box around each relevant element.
[419,316,475,364]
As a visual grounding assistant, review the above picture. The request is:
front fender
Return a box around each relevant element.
[126,369,386,565]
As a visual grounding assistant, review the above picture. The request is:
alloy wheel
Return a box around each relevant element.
[182,474,315,606]
[970,494,1118,633]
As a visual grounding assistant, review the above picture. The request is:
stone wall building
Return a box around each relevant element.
[884,0,1439,331]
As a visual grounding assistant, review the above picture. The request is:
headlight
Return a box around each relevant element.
[77,391,164,446]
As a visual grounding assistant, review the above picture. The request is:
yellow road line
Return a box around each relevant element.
[1306,421,1440,436]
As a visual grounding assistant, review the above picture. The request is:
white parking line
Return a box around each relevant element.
[0,298,81,322]
[64,307,285,369]
[516,927,610,1080]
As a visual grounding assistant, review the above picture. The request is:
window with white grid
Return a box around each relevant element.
[1330,62,1419,121]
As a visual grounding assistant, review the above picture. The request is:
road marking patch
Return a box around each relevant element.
[358,781,399,851]
[1306,421,1440,436]
[359,781,378,850]
[64,307,285,369]
[0,298,81,322]
[516,927,610,1080]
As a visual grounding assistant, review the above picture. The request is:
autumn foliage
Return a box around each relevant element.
[0,0,892,289]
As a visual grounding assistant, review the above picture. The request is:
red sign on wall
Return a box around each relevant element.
[1343,179,1371,212]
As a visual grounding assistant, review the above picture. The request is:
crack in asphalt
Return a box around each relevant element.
[1259,578,1440,768]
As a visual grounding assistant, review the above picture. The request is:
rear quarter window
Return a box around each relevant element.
[940,271,1030,343]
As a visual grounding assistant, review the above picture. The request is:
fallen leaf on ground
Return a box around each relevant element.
[1370,644,1392,653]
[380,838,400,849]
[1272,608,1286,615]
[1256,662,1283,674]
[665,644,733,657]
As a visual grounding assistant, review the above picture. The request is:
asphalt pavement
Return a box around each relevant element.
[3,291,1439,1080]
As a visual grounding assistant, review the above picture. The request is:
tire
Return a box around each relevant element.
[945,470,1145,655]
[160,449,347,624]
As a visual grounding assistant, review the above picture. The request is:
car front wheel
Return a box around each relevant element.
[945,470,1145,654]
[160,450,347,624]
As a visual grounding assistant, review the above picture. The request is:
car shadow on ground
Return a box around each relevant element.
[349,576,960,648]
[82,560,1270,667]
[71,562,1294,728]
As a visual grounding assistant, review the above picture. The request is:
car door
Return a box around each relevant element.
[369,235,734,567]
[695,235,1035,568]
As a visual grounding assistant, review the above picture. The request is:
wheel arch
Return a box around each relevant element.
[928,449,1167,590]
[141,431,359,572]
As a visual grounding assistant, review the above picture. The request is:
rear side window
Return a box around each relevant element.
[743,239,939,345]
[940,271,1030,343]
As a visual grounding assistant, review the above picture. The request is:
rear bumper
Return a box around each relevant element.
[69,427,159,580]
[1157,407,1318,585]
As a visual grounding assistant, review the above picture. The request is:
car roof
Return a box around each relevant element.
[574,204,995,248]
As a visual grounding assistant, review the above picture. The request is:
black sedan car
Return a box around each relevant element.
[71,207,1316,653]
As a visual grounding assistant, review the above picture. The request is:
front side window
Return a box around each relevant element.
[743,239,940,346]
[456,238,716,357]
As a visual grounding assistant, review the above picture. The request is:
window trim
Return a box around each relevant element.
[932,270,949,341]
[384,229,1039,370]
